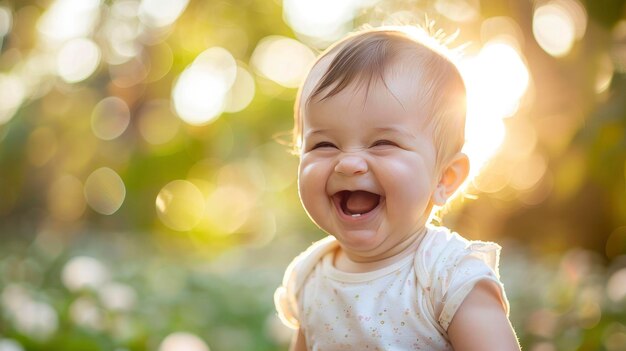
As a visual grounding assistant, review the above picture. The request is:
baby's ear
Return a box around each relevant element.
[433,153,470,206]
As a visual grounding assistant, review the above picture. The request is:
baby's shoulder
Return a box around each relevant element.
[274,236,338,329]
[281,236,338,294]
[415,225,503,282]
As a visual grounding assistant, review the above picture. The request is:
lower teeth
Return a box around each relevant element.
[351,214,362,217]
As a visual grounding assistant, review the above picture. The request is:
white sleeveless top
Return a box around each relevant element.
[274,225,510,351]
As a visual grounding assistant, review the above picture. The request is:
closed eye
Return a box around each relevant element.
[371,140,398,148]
[312,142,337,150]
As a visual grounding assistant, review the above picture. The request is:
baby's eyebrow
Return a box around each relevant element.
[303,129,330,138]
[372,126,415,139]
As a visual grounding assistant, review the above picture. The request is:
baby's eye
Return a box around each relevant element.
[371,140,398,148]
[312,142,337,150]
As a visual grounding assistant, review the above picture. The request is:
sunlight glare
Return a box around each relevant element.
[172,47,236,125]
[481,16,525,50]
[460,41,529,174]
[251,36,315,88]
[435,0,480,23]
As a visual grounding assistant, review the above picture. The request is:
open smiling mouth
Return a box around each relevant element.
[332,190,382,217]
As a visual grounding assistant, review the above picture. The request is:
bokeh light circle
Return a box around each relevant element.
[251,36,315,88]
[156,180,206,231]
[158,332,210,351]
[607,268,626,302]
[69,297,103,330]
[172,47,237,125]
[139,0,190,28]
[91,96,131,140]
[56,38,101,83]
[37,0,101,43]
[0,339,24,351]
[0,74,25,125]
[84,167,126,215]
[0,6,12,37]
[283,0,358,41]
[62,256,110,292]
[533,2,576,57]
[224,66,256,113]
[205,185,253,234]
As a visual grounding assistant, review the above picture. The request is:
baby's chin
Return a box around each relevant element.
[329,228,389,257]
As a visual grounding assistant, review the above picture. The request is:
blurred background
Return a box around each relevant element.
[0,0,625,350]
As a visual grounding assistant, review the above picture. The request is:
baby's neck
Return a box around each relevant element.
[333,227,427,273]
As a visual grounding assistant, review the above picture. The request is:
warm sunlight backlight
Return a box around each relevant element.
[172,47,236,125]
[251,36,315,88]
[435,0,480,22]
[460,41,530,174]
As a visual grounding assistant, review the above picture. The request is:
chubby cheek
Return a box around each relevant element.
[297,158,330,218]
[379,159,435,220]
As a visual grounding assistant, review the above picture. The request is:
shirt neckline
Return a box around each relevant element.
[322,228,430,283]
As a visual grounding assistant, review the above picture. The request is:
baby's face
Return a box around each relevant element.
[298,70,440,261]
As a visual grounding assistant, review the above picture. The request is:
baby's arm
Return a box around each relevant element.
[447,280,520,350]
[289,328,307,351]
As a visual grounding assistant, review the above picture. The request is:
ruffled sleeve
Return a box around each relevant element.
[415,226,510,332]
[274,236,339,329]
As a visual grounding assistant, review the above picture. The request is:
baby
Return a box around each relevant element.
[274,26,521,350]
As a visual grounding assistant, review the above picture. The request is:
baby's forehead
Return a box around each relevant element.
[302,54,440,114]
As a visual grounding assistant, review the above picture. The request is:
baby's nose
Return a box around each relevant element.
[334,155,368,175]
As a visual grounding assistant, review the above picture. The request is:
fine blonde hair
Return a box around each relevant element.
[292,26,467,174]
